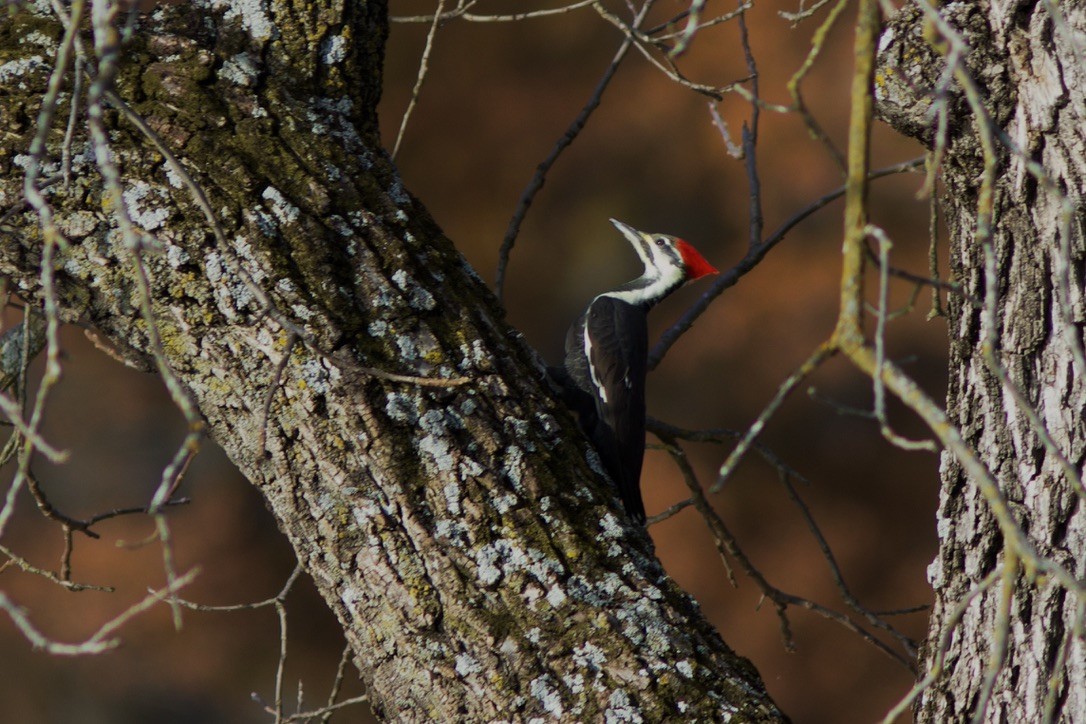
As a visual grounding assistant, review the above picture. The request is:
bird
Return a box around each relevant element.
[554,218,718,524]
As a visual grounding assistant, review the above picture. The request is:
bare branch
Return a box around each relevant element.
[880,566,1005,723]
[258,332,298,457]
[320,644,356,724]
[662,435,916,668]
[667,0,706,57]
[972,552,1018,724]
[0,567,198,656]
[0,542,113,592]
[869,224,938,452]
[391,0,594,23]
[713,343,836,492]
[779,0,836,24]
[392,0,447,159]
[776,471,921,664]
[647,417,809,485]
[495,0,655,302]
[648,156,924,368]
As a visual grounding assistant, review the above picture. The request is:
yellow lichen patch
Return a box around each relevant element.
[273,329,292,351]
[170,271,200,298]
[158,322,197,359]
[205,375,234,397]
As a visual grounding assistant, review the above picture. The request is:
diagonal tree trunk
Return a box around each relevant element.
[0,2,784,721]
[877,2,1086,720]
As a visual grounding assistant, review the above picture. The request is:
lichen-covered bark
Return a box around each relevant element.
[878,2,1086,720]
[0,2,784,721]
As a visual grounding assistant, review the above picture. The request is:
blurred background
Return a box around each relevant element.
[1,1,946,722]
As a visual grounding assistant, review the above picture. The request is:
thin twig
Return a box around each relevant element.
[668,0,706,57]
[0,567,198,655]
[663,435,915,668]
[645,497,694,525]
[784,0,850,173]
[175,564,304,613]
[972,551,1017,724]
[274,595,289,723]
[777,471,920,665]
[869,224,938,452]
[86,2,203,634]
[1043,598,1085,723]
[392,0,593,23]
[320,644,355,724]
[708,102,743,158]
[0,0,85,543]
[62,55,84,188]
[881,566,1005,723]
[0,542,113,592]
[647,417,809,485]
[713,342,836,492]
[278,695,371,723]
[173,564,306,723]
[925,154,947,319]
[861,239,970,303]
[650,3,751,41]
[738,1,763,252]
[0,392,68,463]
[648,156,924,368]
[495,0,654,303]
[592,3,729,100]
[780,0,835,23]
[258,332,298,457]
[392,0,447,159]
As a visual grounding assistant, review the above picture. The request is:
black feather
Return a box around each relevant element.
[564,295,648,523]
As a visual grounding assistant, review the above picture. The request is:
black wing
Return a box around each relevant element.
[583,296,648,523]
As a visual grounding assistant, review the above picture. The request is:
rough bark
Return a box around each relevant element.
[0,2,785,721]
[877,2,1086,720]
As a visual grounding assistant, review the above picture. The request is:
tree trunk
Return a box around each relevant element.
[878,2,1086,720]
[0,2,784,721]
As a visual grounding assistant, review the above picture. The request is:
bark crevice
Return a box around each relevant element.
[0,3,785,721]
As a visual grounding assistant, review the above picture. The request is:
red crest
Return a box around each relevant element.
[675,240,719,280]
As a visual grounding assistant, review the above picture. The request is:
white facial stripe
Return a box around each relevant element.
[630,234,678,275]
[610,223,689,305]
[634,237,649,263]
[649,239,669,270]
[619,228,653,268]
[600,263,685,305]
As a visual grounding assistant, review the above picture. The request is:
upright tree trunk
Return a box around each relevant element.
[0,2,784,721]
[878,2,1086,720]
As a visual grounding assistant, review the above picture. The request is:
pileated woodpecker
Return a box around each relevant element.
[555,219,718,524]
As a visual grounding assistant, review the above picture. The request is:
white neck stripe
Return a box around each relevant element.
[599,266,684,306]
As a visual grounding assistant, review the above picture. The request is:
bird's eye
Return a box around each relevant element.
[654,237,667,247]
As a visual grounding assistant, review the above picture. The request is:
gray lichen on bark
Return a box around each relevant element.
[877,1,1086,721]
[0,1,785,721]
